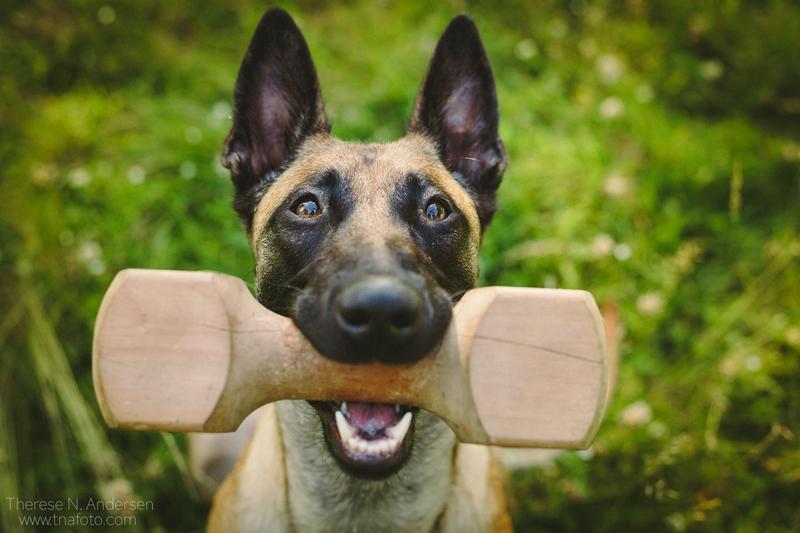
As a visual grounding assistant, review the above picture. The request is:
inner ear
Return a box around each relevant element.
[409,15,507,227]
[222,8,330,227]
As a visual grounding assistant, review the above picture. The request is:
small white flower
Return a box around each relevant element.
[699,60,724,81]
[77,240,106,275]
[99,478,136,509]
[127,165,146,185]
[514,39,538,61]
[68,168,91,188]
[210,100,231,122]
[637,292,663,315]
[620,400,652,426]
[592,233,616,257]
[599,96,624,118]
[604,172,631,198]
[597,54,623,85]
[78,240,102,262]
[613,243,632,261]
[745,355,762,372]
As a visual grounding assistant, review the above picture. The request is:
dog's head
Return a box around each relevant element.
[223,9,506,477]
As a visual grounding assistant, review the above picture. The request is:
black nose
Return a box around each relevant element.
[334,276,424,361]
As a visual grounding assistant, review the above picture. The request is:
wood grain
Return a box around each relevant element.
[93,269,608,448]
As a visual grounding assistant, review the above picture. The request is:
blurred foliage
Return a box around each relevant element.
[1,0,799,531]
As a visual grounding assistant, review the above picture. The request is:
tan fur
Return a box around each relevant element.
[437,445,512,533]
[207,404,290,532]
[209,405,510,532]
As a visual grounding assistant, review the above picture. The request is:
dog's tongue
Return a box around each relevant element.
[346,402,399,435]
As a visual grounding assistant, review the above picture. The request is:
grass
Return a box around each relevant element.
[1,1,799,531]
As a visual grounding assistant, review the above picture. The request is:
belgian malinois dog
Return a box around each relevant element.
[206,7,512,532]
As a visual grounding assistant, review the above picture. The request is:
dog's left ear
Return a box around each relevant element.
[409,15,507,228]
[223,8,330,227]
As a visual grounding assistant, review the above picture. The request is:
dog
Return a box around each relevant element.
[203,8,512,532]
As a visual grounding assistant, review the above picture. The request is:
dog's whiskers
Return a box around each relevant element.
[257,280,303,294]
[448,288,469,303]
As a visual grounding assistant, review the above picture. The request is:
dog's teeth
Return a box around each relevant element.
[342,432,402,457]
[335,411,355,442]
[379,440,393,456]
[349,437,360,454]
[340,401,348,415]
[394,404,401,415]
[386,412,412,441]
[345,435,365,455]
[371,441,382,455]
[386,437,403,453]
[384,437,401,456]
[339,411,410,457]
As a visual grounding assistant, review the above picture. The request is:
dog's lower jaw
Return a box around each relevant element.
[277,400,455,532]
[207,400,512,532]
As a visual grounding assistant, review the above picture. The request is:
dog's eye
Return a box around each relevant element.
[291,195,322,218]
[423,198,450,221]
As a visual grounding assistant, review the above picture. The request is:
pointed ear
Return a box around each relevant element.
[409,15,507,227]
[222,8,329,226]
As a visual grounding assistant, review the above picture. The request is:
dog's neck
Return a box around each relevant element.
[276,401,456,532]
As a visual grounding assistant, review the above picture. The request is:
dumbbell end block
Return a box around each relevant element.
[93,269,243,433]
[455,287,608,449]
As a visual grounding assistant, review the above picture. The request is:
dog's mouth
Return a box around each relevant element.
[310,400,415,477]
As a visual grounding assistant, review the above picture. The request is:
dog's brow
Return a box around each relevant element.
[300,168,339,190]
[406,172,437,189]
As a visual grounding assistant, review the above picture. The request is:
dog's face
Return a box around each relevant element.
[223,9,506,477]
[249,134,483,364]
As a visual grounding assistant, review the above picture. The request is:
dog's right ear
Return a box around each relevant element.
[223,8,329,227]
[409,15,506,229]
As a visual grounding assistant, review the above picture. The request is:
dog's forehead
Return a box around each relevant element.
[250,133,481,243]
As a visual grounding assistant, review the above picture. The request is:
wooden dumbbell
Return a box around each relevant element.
[93,269,608,448]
